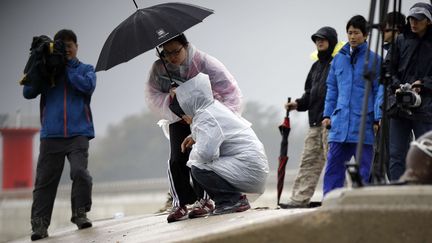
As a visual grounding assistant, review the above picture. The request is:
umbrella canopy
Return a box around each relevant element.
[277,97,291,205]
[96,2,214,72]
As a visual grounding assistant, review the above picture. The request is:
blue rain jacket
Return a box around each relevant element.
[323,42,383,145]
[23,59,96,139]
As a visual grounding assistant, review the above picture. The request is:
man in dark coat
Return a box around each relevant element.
[386,2,432,181]
[280,26,338,208]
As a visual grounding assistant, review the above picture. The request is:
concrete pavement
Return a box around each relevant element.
[9,185,432,243]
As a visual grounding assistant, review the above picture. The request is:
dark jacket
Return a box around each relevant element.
[386,26,432,121]
[23,58,97,139]
[296,55,332,127]
[297,26,337,127]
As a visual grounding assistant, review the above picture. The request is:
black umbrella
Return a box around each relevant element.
[277,97,291,205]
[96,1,214,72]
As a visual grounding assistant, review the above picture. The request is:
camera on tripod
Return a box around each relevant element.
[396,83,422,108]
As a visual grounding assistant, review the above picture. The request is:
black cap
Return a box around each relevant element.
[311,26,338,51]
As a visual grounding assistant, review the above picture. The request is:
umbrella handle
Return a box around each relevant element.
[155,48,177,87]
[286,97,291,117]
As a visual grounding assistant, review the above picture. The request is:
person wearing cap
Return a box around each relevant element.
[399,130,432,184]
[385,2,432,181]
[279,27,338,208]
[321,15,383,195]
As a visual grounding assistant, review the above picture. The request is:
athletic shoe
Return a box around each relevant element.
[188,199,215,218]
[213,195,251,215]
[167,206,188,223]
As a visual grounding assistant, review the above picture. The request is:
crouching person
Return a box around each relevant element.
[176,74,269,215]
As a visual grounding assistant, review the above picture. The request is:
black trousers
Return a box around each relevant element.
[168,121,204,207]
[31,136,92,226]
[191,166,241,207]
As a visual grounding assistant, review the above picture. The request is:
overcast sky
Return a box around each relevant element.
[0,0,426,136]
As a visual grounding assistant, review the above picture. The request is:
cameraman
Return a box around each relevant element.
[23,29,96,241]
[386,2,432,181]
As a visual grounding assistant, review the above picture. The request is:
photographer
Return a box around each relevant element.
[23,29,96,241]
[385,3,432,181]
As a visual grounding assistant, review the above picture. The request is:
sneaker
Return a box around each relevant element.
[30,217,49,241]
[71,208,93,229]
[213,195,251,215]
[167,206,188,223]
[279,200,308,209]
[188,199,215,218]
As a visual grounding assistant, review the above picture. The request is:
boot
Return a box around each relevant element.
[31,217,49,241]
[71,207,92,229]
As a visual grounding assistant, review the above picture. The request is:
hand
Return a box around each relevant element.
[181,136,195,153]
[182,115,192,124]
[169,87,176,98]
[322,118,331,129]
[373,120,380,136]
[285,101,298,111]
[412,80,422,94]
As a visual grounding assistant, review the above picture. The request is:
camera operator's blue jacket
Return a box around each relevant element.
[23,58,96,139]
[323,42,383,145]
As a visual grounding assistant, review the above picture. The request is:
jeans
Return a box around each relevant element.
[388,117,432,181]
[191,166,241,206]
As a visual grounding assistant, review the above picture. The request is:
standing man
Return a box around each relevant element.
[322,15,383,195]
[280,26,338,208]
[386,2,432,181]
[23,29,96,241]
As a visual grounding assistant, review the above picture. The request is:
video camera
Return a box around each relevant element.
[19,35,67,87]
[396,83,422,108]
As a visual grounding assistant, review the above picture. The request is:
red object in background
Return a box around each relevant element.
[0,128,39,190]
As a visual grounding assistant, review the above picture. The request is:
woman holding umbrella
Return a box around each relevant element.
[145,33,243,222]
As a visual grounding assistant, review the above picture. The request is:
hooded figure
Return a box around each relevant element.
[295,26,338,127]
[280,26,338,209]
[145,34,244,222]
[311,26,338,61]
[176,74,269,200]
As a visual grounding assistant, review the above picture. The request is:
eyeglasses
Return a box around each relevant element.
[411,138,432,158]
[163,46,184,57]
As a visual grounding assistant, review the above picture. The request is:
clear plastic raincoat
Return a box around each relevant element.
[176,74,269,194]
[145,44,243,123]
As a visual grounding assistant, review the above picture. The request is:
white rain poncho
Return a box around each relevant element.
[176,74,269,194]
[145,44,243,123]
